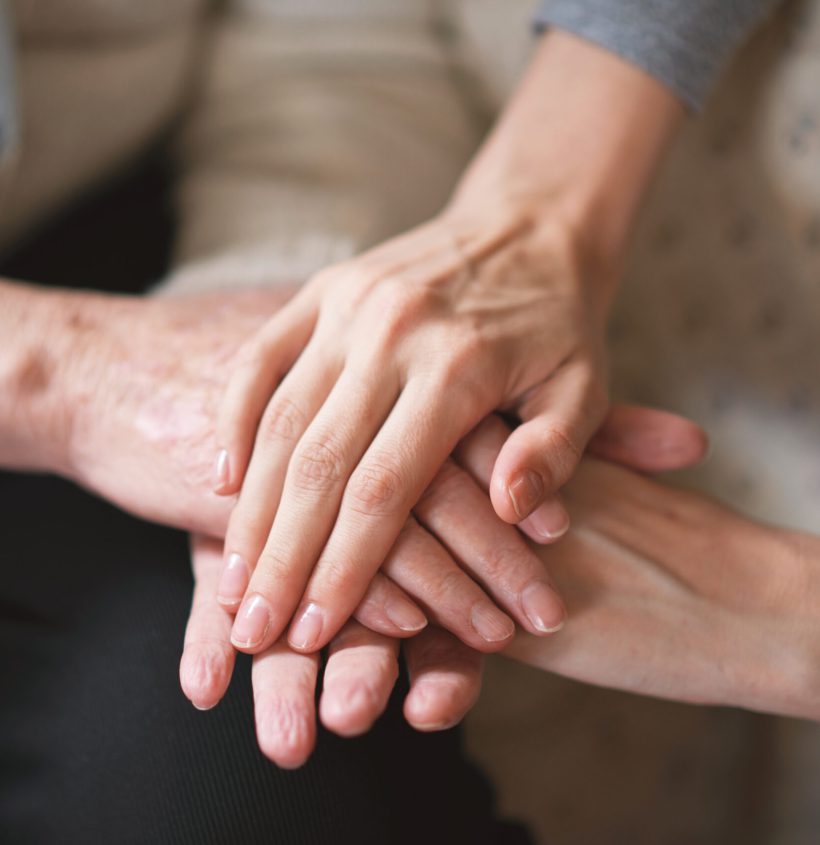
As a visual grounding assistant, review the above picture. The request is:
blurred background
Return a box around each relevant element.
[2,1,819,842]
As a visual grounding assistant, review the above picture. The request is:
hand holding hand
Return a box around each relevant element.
[183,405,708,765]
[215,209,609,656]
[210,27,685,662]
[182,536,483,768]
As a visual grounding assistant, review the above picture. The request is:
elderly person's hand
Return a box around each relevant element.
[0,279,710,766]
[182,536,484,768]
[182,409,708,767]
[212,31,684,658]
[53,287,561,651]
[30,291,532,651]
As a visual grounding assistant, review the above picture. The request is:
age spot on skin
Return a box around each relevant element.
[9,348,51,395]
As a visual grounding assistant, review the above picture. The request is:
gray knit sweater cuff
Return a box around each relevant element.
[534,0,781,110]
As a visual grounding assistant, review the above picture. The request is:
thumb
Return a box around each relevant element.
[490,359,607,528]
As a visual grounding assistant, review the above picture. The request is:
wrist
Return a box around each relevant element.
[447,30,683,288]
[725,528,820,722]
[0,281,104,477]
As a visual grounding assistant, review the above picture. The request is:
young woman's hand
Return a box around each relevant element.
[216,208,608,655]
[213,30,683,659]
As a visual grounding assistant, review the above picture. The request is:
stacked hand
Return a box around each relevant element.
[183,406,708,767]
[211,211,612,658]
[58,286,709,766]
[204,25,688,662]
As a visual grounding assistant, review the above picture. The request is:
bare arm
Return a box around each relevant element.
[0,280,87,475]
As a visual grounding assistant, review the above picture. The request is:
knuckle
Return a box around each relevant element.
[332,672,394,716]
[256,550,291,583]
[431,345,491,416]
[313,559,356,596]
[545,424,583,477]
[428,567,471,606]
[235,337,267,371]
[292,437,346,491]
[475,545,515,585]
[440,330,488,380]
[259,397,305,445]
[416,460,464,509]
[368,282,433,347]
[347,460,405,516]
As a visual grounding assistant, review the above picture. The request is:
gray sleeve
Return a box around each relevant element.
[533,0,782,110]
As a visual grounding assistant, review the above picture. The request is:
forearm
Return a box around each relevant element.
[447,29,684,302]
[0,279,92,475]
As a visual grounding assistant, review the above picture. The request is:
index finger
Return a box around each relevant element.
[286,377,483,653]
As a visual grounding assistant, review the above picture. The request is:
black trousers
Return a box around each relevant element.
[0,159,532,844]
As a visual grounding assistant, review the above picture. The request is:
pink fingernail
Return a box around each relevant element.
[231,593,271,648]
[288,602,325,651]
[524,499,570,542]
[217,553,249,607]
[470,603,515,643]
[508,470,544,520]
[384,595,427,633]
[522,582,566,634]
[213,449,230,492]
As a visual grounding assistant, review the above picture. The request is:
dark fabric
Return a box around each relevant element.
[0,158,533,845]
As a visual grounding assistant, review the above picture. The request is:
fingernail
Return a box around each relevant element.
[384,595,428,632]
[470,603,515,643]
[508,470,544,520]
[522,582,566,634]
[213,449,230,492]
[413,719,459,732]
[524,498,570,542]
[231,593,271,648]
[217,553,249,607]
[289,602,325,651]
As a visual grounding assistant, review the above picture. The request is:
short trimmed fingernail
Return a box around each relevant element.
[508,470,544,520]
[289,602,325,651]
[217,553,249,607]
[525,498,570,542]
[470,603,515,643]
[231,593,271,648]
[522,581,566,634]
[413,719,459,732]
[384,595,427,632]
[213,449,230,492]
